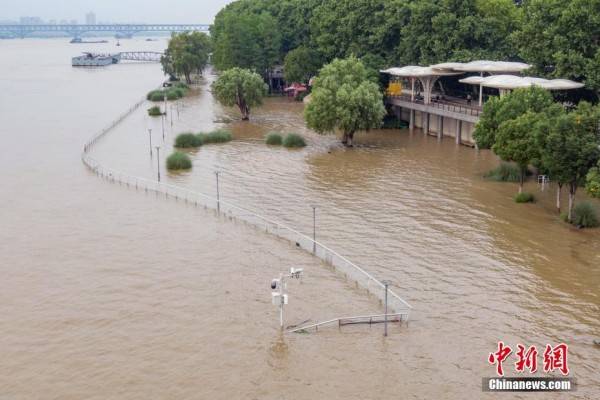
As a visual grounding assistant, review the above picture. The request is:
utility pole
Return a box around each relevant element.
[155,146,161,182]
[148,128,152,157]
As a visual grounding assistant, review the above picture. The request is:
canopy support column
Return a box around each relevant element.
[455,120,462,144]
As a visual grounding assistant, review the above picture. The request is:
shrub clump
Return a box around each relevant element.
[166,151,192,170]
[514,192,535,203]
[266,132,283,145]
[147,106,163,116]
[174,132,202,148]
[485,163,522,182]
[282,133,306,148]
[571,202,599,228]
[198,129,233,144]
[146,85,189,102]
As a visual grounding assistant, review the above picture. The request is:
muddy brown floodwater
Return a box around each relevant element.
[1,39,599,399]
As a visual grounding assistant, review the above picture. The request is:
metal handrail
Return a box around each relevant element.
[390,94,482,116]
[81,94,413,316]
[287,312,408,333]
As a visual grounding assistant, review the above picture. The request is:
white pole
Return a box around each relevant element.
[279,273,284,330]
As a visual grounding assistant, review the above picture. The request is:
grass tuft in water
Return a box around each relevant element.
[147,106,163,116]
[266,132,283,145]
[282,133,306,148]
[514,192,535,203]
[197,129,233,144]
[166,151,192,170]
[484,163,522,182]
[174,132,202,148]
[571,202,599,228]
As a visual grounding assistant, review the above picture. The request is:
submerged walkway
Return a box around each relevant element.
[81,93,413,319]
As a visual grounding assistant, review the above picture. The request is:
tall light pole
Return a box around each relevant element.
[215,171,220,213]
[311,205,317,254]
[155,146,161,182]
[170,104,173,127]
[161,114,165,141]
[382,280,391,337]
[147,128,153,157]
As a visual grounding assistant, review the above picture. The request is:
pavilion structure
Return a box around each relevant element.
[381,60,584,146]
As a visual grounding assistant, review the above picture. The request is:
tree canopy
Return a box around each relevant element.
[161,32,211,84]
[305,56,386,146]
[473,87,555,149]
[211,68,268,120]
[283,46,321,84]
[210,10,281,74]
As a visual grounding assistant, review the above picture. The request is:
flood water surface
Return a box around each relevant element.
[1,39,599,399]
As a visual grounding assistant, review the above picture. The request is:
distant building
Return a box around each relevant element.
[85,12,96,25]
[70,19,77,25]
[49,19,57,25]
[60,19,69,25]
[19,16,44,25]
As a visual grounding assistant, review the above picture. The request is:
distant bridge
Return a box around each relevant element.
[119,51,164,62]
[0,24,210,38]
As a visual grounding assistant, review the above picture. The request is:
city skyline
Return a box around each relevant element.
[0,0,234,24]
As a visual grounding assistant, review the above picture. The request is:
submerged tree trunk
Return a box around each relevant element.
[556,183,563,214]
[236,90,250,120]
[341,131,349,145]
[518,168,525,194]
[568,182,577,222]
[347,131,355,147]
[341,131,355,147]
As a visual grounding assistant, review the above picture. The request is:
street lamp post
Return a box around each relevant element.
[161,114,165,141]
[382,280,391,337]
[311,205,317,254]
[215,171,220,213]
[155,146,161,182]
[148,128,153,157]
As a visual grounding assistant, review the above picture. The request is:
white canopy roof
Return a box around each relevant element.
[459,74,585,90]
[431,60,531,73]
[380,66,462,78]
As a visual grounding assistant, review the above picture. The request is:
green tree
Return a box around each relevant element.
[585,161,600,198]
[305,56,386,146]
[161,32,211,84]
[537,103,600,220]
[515,0,600,96]
[492,112,541,194]
[210,11,281,74]
[473,86,554,149]
[211,68,268,120]
[283,46,321,84]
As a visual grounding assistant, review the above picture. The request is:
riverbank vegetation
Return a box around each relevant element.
[484,163,522,182]
[282,133,306,148]
[147,83,189,102]
[161,32,211,84]
[174,132,202,148]
[265,132,283,145]
[173,130,233,149]
[211,68,268,120]
[166,152,192,170]
[515,192,535,204]
[198,130,233,144]
[147,106,163,116]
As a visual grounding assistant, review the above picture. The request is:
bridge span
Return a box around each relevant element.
[0,24,209,38]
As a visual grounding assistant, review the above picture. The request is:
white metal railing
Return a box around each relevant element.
[81,95,413,317]
[287,313,408,333]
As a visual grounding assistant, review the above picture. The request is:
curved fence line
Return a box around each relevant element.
[81,95,412,317]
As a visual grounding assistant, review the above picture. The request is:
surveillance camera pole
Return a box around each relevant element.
[311,205,316,254]
[278,273,284,329]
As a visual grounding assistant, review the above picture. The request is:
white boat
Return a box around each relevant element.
[72,52,120,67]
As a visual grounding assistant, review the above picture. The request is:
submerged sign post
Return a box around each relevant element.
[271,268,303,330]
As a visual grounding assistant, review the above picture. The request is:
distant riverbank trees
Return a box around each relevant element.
[161,31,211,84]
[211,68,268,120]
[305,56,386,146]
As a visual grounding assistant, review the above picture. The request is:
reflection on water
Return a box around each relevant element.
[1,39,599,399]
